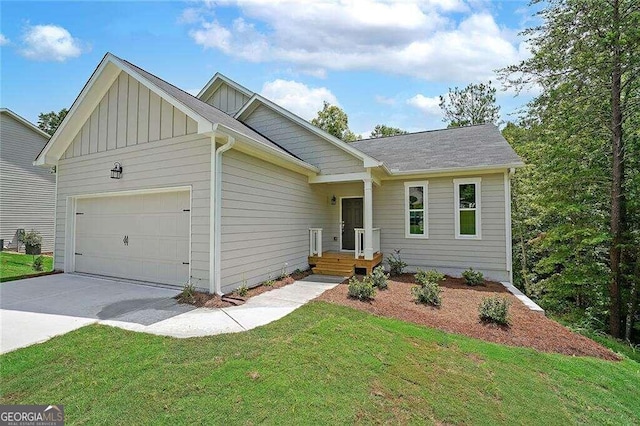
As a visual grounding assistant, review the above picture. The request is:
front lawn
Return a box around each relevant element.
[1,302,638,424]
[0,251,53,282]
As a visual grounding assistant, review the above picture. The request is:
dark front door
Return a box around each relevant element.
[342,198,363,250]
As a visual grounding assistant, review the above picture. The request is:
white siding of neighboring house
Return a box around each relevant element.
[219,149,328,294]
[202,83,250,116]
[242,104,365,175]
[62,72,199,160]
[373,173,509,281]
[0,112,55,252]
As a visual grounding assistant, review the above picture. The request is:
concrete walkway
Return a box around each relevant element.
[101,277,342,338]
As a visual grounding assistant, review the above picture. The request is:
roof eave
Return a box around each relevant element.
[382,162,526,178]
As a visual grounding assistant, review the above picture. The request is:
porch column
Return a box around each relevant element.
[363,177,374,260]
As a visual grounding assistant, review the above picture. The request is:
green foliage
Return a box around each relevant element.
[347,276,376,301]
[0,252,53,282]
[311,101,360,142]
[37,108,68,136]
[20,230,42,246]
[177,283,196,303]
[264,277,276,287]
[415,269,445,285]
[479,296,510,325]
[236,284,249,297]
[32,256,44,272]
[370,124,408,138]
[411,281,442,307]
[386,249,407,276]
[369,266,389,290]
[462,268,484,286]
[439,81,500,127]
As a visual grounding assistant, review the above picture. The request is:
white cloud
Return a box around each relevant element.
[185,1,528,82]
[20,24,86,62]
[407,94,441,116]
[375,95,396,106]
[0,34,9,46]
[261,79,338,120]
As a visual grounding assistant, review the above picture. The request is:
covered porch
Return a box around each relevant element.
[307,171,384,276]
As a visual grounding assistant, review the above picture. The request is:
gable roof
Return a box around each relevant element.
[350,124,524,175]
[235,94,382,169]
[0,108,50,139]
[197,72,253,102]
[35,54,317,174]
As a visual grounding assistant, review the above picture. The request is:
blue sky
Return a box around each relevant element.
[1,1,539,137]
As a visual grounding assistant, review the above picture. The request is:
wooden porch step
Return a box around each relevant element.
[312,267,354,277]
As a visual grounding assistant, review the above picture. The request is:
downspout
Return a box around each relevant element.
[505,168,515,284]
[210,134,235,295]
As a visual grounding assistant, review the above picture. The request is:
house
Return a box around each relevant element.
[34,53,524,295]
[1,108,55,252]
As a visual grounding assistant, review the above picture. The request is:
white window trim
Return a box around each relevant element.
[404,181,429,239]
[454,177,482,240]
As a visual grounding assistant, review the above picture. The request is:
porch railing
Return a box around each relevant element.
[354,228,381,259]
[309,228,323,257]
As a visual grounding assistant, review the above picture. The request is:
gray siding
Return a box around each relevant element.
[0,113,55,251]
[62,72,198,160]
[203,83,250,115]
[242,104,365,174]
[219,149,328,293]
[55,134,212,289]
[373,173,508,281]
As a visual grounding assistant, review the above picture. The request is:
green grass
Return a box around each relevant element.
[1,302,639,425]
[0,251,53,282]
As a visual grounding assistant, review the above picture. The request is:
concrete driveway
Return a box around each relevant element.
[0,273,192,353]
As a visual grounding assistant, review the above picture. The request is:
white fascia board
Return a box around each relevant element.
[380,163,526,180]
[235,94,383,169]
[0,109,50,139]
[214,123,320,176]
[197,72,253,100]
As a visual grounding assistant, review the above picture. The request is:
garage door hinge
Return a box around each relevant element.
[75,252,83,256]
[76,212,84,215]
[182,262,190,265]
[183,209,190,212]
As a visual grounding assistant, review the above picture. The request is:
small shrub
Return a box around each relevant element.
[236,284,249,297]
[20,230,42,246]
[347,276,376,301]
[415,268,445,286]
[411,281,442,307]
[369,266,389,290]
[264,277,276,287]
[462,267,484,286]
[177,282,196,303]
[32,256,44,271]
[386,249,407,276]
[479,296,510,325]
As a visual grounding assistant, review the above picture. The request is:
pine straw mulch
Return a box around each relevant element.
[178,269,313,309]
[316,274,619,361]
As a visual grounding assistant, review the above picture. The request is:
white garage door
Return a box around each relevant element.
[75,190,190,286]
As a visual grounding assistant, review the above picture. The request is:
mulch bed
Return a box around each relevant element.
[316,274,619,361]
[178,269,313,308]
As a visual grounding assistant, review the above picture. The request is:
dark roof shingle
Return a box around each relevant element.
[350,124,523,173]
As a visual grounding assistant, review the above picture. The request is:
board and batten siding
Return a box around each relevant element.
[242,104,365,175]
[202,83,250,116]
[373,173,509,281]
[55,134,212,289]
[0,113,55,251]
[219,149,328,294]
[62,72,199,160]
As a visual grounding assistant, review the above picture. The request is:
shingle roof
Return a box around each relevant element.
[350,124,523,173]
[117,56,304,162]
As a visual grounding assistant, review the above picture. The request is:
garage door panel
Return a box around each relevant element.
[75,190,191,286]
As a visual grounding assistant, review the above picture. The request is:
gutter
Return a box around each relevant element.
[210,134,235,295]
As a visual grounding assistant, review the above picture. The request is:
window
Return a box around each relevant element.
[405,181,428,238]
[454,178,481,239]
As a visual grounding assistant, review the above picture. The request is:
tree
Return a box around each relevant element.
[311,102,360,141]
[370,124,408,138]
[37,108,68,136]
[500,0,640,338]
[438,82,500,127]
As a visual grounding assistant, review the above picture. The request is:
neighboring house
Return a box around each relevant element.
[1,108,55,252]
[34,53,524,295]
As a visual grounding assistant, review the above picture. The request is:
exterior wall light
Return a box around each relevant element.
[110,162,123,179]
[331,195,337,205]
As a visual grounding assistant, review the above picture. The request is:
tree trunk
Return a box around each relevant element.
[609,0,625,338]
